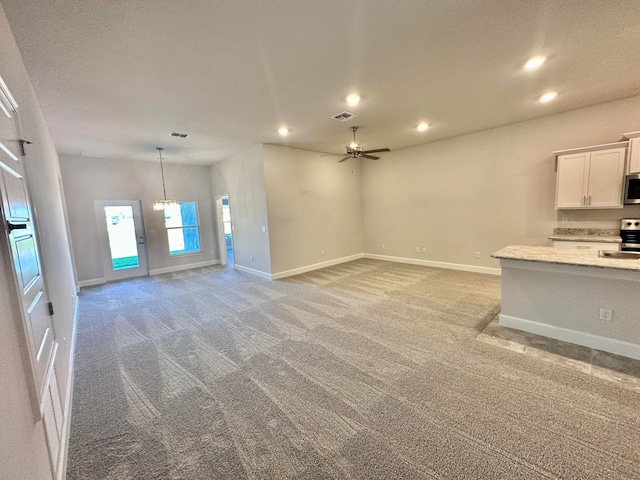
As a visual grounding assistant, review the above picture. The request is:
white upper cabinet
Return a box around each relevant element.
[555,143,627,209]
[623,132,640,173]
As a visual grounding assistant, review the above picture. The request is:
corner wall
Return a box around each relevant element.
[59,155,219,283]
[210,145,272,275]
[263,145,363,275]
[0,3,77,478]
[361,95,640,269]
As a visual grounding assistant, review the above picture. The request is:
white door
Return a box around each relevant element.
[0,77,61,473]
[95,200,148,281]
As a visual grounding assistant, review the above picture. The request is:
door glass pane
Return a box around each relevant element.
[104,206,139,270]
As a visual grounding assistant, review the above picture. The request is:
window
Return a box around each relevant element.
[164,202,201,255]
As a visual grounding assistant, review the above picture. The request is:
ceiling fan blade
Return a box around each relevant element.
[360,154,380,160]
[361,148,390,154]
[338,156,351,163]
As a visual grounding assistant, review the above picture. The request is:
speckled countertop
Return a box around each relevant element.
[548,228,621,243]
[492,245,640,271]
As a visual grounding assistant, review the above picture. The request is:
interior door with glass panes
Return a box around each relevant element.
[95,200,148,281]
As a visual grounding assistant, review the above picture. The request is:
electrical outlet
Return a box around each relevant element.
[415,247,420,253]
[250,255,254,262]
[599,308,613,322]
[561,217,569,225]
[475,251,481,258]
[321,250,325,256]
[261,226,266,233]
[381,244,385,250]
[422,247,426,253]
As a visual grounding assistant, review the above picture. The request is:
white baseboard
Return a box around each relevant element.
[234,264,273,280]
[149,259,220,276]
[78,277,105,288]
[271,253,365,280]
[56,295,79,480]
[499,314,640,360]
[363,253,501,276]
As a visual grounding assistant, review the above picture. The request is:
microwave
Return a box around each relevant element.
[625,173,640,204]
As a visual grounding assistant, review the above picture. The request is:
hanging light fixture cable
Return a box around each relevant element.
[153,147,177,211]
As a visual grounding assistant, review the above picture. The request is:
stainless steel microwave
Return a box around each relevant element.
[625,173,640,204]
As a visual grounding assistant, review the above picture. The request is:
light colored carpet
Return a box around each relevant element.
[67,259,640,479]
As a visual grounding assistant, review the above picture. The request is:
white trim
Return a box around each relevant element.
[78,277,106,288]
[56,296,78,480]
[149,259,220,276]
[271,253,365,280]
[499,314,640,360]
[234,264,272,280]
[553,141,628,156]
[363,253,501,276]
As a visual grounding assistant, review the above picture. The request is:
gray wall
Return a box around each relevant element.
[263,144,363,274]
[210,145,272,274]
[60,155,218,282]
[361,95,640,269]
[0,3,77,478]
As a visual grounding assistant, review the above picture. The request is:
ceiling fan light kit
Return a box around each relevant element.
[338,126,391,163]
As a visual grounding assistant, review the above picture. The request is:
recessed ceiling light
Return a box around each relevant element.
[417,123,429,132]
[346,94,360,106]
[524,56,546,71]
[278,126,289,136]
[539,91,557,103]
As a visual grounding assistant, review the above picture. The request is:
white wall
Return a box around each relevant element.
[0,3,77,478]
[60,155,219,283]
[362,95,640,269]
[210,145,272,275]
[263,145,363,274]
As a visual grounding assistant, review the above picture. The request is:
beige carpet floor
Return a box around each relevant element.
[66,259,640,479]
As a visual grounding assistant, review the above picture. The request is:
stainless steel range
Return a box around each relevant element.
[620,218,640,252]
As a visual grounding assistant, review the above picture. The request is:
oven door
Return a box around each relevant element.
[624,174,640,204]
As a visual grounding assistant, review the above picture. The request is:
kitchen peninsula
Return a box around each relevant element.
[493,246,640,360]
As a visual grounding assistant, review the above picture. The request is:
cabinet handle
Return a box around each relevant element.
[588,195,592,205]
[582,195,586,206]
[576,245,591,249]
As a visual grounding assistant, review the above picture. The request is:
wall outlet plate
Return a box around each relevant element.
[599,308,613,322]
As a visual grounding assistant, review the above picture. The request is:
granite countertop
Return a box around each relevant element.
[492,245,640,272]
[548,228,621,243]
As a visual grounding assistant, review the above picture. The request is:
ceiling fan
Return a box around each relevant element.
[338,126,390,162]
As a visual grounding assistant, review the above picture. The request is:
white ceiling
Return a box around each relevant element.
[3,0,640,165]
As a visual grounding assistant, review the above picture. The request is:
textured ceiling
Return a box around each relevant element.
[3,0,640,165]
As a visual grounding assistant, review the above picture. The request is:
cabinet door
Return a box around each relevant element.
[587,147,625,207]
[628,138,640,174]
[556,153,589,208]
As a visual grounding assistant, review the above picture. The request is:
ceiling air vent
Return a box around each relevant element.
[331,111,357,122]
[170,132,189,138]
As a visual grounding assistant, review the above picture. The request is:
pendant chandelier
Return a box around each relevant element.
[152,147,178,211]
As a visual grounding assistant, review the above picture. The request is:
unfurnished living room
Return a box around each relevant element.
[1,1,640,479]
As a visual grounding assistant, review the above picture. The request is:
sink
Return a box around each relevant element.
[598,250,640,259]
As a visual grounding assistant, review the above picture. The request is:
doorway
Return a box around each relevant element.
[95,201,148,281]
[215,195,234,266]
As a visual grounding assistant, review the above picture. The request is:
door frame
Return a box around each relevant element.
[214,194,233,266]
[0,73,62,477]
[94,200,149,281]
